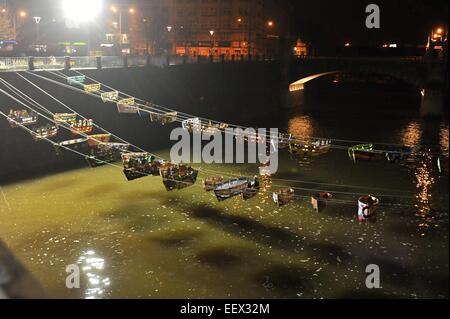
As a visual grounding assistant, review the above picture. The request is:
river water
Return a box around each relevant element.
[0,76,448,299]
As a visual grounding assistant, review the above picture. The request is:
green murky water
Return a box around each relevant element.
[0,94,449,299]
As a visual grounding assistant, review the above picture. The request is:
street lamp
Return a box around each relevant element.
[19,11,26,18]
[209,30,215,57]
[33,16,41,47]
[62,0,102,23]
[267,21,274,27]
[62,0,103,54]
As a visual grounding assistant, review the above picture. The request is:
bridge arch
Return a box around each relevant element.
[289,70,421,92]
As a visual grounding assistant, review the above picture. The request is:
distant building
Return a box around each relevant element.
[293,38,308,57]
[0,4,16,52]
[126,0,287,59]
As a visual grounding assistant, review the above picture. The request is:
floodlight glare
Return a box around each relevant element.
[62,0,102,23]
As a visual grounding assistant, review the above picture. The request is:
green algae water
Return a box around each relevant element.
[0,81,448,299]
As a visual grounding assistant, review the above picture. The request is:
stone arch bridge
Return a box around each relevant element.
[288,56,448,117]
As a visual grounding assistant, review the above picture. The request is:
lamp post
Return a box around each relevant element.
[33,16,41,47]
[166,25,174,55]
[209,30,215,59]
[62,0,102,55]
[110,4,135,54]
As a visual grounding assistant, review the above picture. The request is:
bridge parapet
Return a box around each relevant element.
[289,56,447,88]
[288,56,447,117]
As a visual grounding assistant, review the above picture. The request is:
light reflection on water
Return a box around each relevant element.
[414,152,435,223]
[0,99,448,299]
[440,125,449,159]
[288,115,314,142]
[77,250,111,299]
[401,120,422,148]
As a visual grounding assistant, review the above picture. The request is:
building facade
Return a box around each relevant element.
[127,0,287,59]
[0,2,16,52]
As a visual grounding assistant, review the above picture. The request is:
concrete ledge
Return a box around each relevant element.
[0,240,47,299]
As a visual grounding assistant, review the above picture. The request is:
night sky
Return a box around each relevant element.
[290,0,449,47]
[11,0,450,48]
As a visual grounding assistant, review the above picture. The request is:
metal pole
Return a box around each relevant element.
[119,10,122,53]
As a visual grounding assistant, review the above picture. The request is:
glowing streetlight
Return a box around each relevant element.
[237,17,242,23]
[1,8,6,13]
[129,8,135,14]
[19,11,27,18]
[267,20,274,27]
[436,28,443,34]
[345,42,351,47]
[62,0,103,23]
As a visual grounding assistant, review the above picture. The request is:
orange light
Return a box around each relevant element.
[267,21,274,27]
[237,18,242,23]
[129,8,135,14]
[436,28,443,34]
[345,42,351,47]
[19,11,26,18]
[1,8,6,13]
[111,5,117,13]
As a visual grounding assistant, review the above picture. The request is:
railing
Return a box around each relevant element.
[33,56,66,70]
[101,56,124,68]
[0,54,275,73]
[0,57,29,71]
[294,55,427,62]
[70,56,98,69]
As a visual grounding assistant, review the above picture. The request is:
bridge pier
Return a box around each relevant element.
[420,87,445,117]
[287,88,305,109]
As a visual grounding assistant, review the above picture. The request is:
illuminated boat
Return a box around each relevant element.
[213,177,249,201]
[67,75,86,85]
[182,118,202,133]
[273,188,295,207]
[234,131,266,144]
[84,83,101,93]
[87,134,111,147]
[150,111,178,125]
[53,113,77,125]
[31,124,58,141]
[202,176,224,191]
[310,192,332,212]
[53,138,89,155]
[271,133,293,150]
[160,163,199,191]
[7,109,38,128]
[85,143,129,168]
[242,177,260,200]
[213,177,260,201]
[101,91,119,103]
[289,139,331,157]
[348,144,384,162]
[384,147,412,163]
[202,121,229,134]
[357,195,379,222]
[71,119,94,135]
[117,98,138,113]
[122,152,164,181]
[244,132,266,145]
